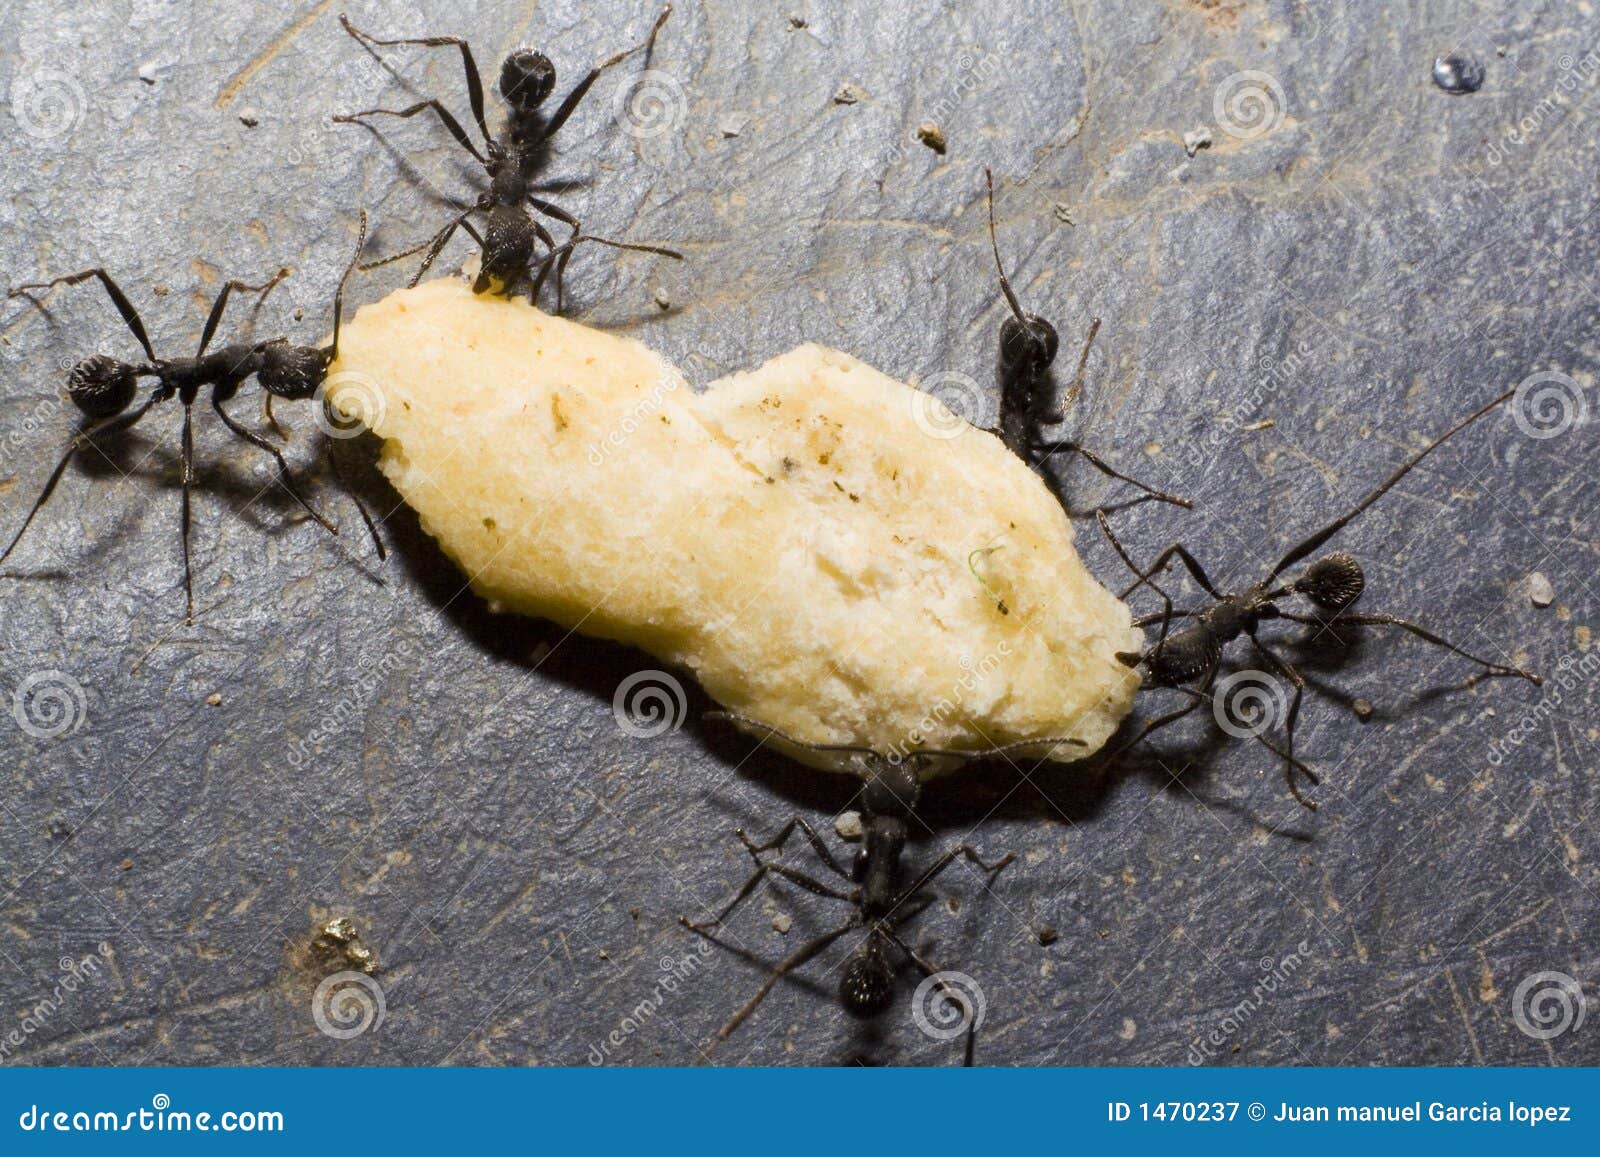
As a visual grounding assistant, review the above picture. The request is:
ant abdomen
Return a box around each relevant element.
[257,342,326,400]
[1297,551,1365,611]
[1147,627,1221,686]
[998,313,1059,374]
[500,49,556,111]
[67,355,138,418]
[839,951,895,1019]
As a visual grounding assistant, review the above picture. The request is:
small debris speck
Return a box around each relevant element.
[152,284,170,297]
[119,859,133,871]
[1353,698,1374,721]
[718,113,747,138]
[772,913,792,934]
[1528,572,1554,608]
[1183,127,1213,156]
[1432,52,1485,94]
[916,121,947,154]
[653,287,672,310]
[1119,1017,1137,1041]
[832,83,865,105]
[206,693,222,707]
[1037,926,1059,946]
[292,307,304,322]
[1052,202,1075,226]
[138,62,158,85]
[789,16,807,29]
[833,810,863,840]
[1242,418,1275,431]
[238,108,260,128]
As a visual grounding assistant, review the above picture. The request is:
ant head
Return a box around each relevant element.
[257,340,328,400]
[501,49,557,112]
[839,940,895,1019]
[67,355,138,418]
[1297,551,1365,611]
[999,313,1059,374]
[1146,626,1221,687]
[860,757,922,818]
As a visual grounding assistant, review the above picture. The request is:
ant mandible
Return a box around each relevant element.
[684,712,1086,1063]
[1097,389,1541,808]
[335,6,683,307]
[1,213,384,623]
[983,168,1191,512]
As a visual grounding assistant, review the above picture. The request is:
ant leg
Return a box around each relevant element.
[700,921,856,1043]
[1281,610,1540,685]
[0,400,158,567]
[682,821,852,931]
[1097,510,1183,654]
[179,403,197,623]
[740,817,851,880]
[323,439,387,561]
[197,271,289,357]
[1032,440,1192,509]
[211,396,337,537]
[337,16,491,145]
[1104,661,1219,764]
[8,269,156,361]
[893,844,1015,915]
[881,929,984,1066]
[333,101,487,164]
[541,5,672,140]
[1120,541,1222,602]
[1245,635,1317,809]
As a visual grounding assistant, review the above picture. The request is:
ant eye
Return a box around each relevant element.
[67,355,137,418]
[1298,551,1365,611]
[500,50,556,110]
[258,344,326,400]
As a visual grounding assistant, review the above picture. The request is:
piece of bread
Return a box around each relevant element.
[329,278,1142,774]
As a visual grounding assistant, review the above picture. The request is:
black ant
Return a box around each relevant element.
[1096,388,1541,808]
[683,712,1086,1063]
[335,6,683,307]
[0,214,384,623]
[982,168,1191,512]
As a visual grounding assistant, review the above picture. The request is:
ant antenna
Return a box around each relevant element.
[330,209,368,361]
[985,167,1029,327]
[1271,387,1515,578]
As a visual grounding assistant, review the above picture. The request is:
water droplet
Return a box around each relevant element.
[1432,53,1484,94]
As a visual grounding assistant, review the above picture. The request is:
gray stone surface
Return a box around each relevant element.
[1,1,1596,1066]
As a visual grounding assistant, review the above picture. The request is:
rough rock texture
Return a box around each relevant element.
[0,1,1595,1067]
[331,278,1141,770]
